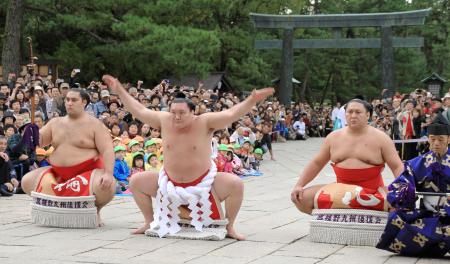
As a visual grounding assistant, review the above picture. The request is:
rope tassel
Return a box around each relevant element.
[31,192,97,229]
[146,219,228,241]
[309,209,388,246]
[149,161,219,238]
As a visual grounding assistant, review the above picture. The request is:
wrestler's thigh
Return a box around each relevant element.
[212,172,243,202]
[21,166,50,194]
[129,171,159,198]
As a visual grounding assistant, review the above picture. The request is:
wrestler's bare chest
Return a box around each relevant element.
[51,119,96,149]
[162,125,212,155]
[329,134,384,166]
[160,118,214,180]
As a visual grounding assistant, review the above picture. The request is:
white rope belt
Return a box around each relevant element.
[150,161,217,238]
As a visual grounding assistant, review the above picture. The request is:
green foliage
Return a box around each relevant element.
[0,0,448,104]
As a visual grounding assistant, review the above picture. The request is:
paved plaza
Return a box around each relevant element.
[0,138,448,264]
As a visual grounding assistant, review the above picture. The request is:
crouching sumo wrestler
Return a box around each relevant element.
[291,99,404,213]
[21,89,115,228]
[103,74,274,240]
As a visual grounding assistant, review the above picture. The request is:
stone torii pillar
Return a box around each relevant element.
[250,9,431,106]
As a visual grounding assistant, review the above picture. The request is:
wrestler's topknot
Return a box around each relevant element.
[345,98,373,118]
[174,92,187,99]
[69,88,90,109]
[170,92,195,112]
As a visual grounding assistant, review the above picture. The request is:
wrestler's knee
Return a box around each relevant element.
[21,167,48,195]
[293,187,319,215]
[129,174,139,192]
[92,170,115,199]
[231,175,244,194]
[129,171,159,197]
[221,173,243,190]
[129,172,147,192]
[294,199,313,214]
[213,173,243,201]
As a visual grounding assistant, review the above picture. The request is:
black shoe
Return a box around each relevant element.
[15,186,25,194]
[0,184,14,197]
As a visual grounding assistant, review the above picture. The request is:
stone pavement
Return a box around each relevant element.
[0,138,448,264]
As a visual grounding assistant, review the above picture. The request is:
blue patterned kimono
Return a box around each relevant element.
[376,149,450,257]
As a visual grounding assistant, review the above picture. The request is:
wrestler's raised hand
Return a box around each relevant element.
[291,184,304,204]
[250,87,275,103]
[102,75,123,93]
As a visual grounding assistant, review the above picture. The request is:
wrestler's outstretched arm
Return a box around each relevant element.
[204,88,274,130]
[291,136,331,204]
[102,75,165,128]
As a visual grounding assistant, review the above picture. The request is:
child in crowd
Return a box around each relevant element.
[130,152,145,177]
[252,148,264,170]
[113,145,130,194]
[233,143,242,158]
[112,137,121,147]
[152,138,163,152]
[134,135,144,149]
[223,150,234,173]
[240,138,252,156]
[125,139,141,168]
[146,153,160,172]
[240,139,254,170]
[143,139,157,163]
[35,148,50,167]
[215,144,229,172]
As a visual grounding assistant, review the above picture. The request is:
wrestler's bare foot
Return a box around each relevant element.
[132,222,150,234]
[97,213,105,227]
[226,225,245,240]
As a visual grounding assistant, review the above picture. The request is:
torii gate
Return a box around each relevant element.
[250,9,431,106]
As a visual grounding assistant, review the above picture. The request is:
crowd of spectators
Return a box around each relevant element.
[1,70,448,196]
[0,70,332,196]
[331,89,450,160]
